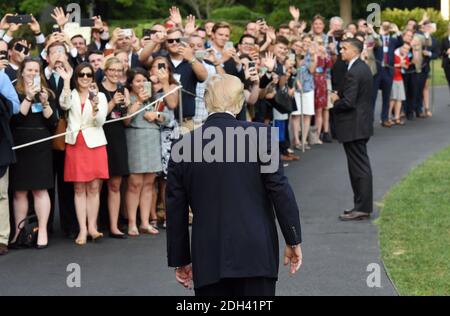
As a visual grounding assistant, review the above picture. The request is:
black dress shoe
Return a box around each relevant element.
[343,209,354,215]
[339,211,371,221]
[109,233,127,239]
[322,132,333,143]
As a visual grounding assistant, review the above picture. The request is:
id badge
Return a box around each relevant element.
[31,103,43,113]
[111,111,121,119]
[316,66,324,74]
[383,46,389,53]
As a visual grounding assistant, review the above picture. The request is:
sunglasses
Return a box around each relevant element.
[167,38,181,44]
[78,72,94,78]
[14,43,30,55]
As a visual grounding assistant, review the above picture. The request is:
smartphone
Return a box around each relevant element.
[116,82,125,94]
[195,50,207,60]
[33,75,41,91]
[143,28,152,38]
[288,53,296,62]
[88,84,97,100]
[225,41,234,50]
[158,63,166,70]
[122,29,133,38]
[6,15,32,24]
[180,37,189,47]
[80,18,95,27]
[56,46,65,55]
[248,61,256,69]
[143,81,152,99]
[52,24,61,33]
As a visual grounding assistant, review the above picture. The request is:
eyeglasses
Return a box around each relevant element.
[78,72,94,78]
[242,42,255,46]
[167,38,181,44]
[14,43,30,55]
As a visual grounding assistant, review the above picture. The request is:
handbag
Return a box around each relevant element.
[15,215,39,248]
[52,116,67,151]
[274,87,294,114]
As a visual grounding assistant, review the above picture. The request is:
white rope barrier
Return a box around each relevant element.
[11,86,182,151]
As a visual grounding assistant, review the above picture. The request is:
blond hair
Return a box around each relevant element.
[204,74,244,115]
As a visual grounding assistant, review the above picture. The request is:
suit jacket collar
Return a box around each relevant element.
[205,112,236,124]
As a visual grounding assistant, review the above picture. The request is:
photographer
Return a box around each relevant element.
[9,58,58,250]
[99,57,130,236]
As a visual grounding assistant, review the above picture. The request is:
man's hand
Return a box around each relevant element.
[284,245,302,276]
[331,91,340,103]
[175,264,193,289]
[28,14,41,34]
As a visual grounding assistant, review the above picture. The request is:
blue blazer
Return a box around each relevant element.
[373,34,403,73]
[166,113,302,289]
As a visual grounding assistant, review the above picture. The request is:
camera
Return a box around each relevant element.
[6,15,32,24]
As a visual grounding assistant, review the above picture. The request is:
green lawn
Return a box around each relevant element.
[431,60,447,87]
[376,147,450,296]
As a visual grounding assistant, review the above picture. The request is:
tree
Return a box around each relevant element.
[179,0,237,19]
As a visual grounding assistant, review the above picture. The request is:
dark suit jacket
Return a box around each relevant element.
[373,34,403,74]
[332,58,374,143]
[441,37,450,69]
[0,93,16,177]
[166,113,302,288]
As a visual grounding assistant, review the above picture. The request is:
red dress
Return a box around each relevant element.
[64,103,109,182]
[314,56,333,111]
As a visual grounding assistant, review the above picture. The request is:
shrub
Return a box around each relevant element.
[381,8,448,39]
[210,5,262,22]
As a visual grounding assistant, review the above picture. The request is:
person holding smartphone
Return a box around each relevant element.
[60,62,109,245]
[9,58,58,250]
[98,57,130,238]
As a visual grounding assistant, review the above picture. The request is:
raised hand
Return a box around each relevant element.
[51,7,69,28]
[56,64,73,82]
[289,6,301,22]
[0,14,14,30]
[266,27,276,43]
[156,67,170,85]
[184,14,198,36]
[262,51,276,72]
[169,6,182,26]
[28,14,41,34]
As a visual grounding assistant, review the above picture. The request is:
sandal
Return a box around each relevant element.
[394,119,405,126]
[128,227,140,237]
[425,109,433,118]
[139,226,159,235]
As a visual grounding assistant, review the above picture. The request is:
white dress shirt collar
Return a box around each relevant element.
[347,56,359,71]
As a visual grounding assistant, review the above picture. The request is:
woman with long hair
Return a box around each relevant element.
[9,58,58,249]
[60,62,109,245]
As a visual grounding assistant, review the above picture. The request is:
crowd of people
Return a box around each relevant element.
[0,5,449,254]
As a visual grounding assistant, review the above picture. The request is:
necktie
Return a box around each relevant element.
[53,72,61,86]
[384,37,389,66]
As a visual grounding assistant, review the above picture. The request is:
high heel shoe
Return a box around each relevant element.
[89,232,104,243]
[139,226,159,235]
[35,244,48,250]
[75,238,87,246]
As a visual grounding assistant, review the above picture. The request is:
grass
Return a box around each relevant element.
[376,146,450,296]
[431,60,447,87]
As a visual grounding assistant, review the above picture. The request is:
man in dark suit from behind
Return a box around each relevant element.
[166,74,303,296]
[331,39,374,221]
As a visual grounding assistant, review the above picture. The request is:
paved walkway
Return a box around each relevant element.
[1,87,450,296]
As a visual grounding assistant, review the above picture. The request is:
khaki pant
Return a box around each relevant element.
[0,168,10,245]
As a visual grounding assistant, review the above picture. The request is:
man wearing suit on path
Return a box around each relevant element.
[166,74,303,296]
[331,39,374,221]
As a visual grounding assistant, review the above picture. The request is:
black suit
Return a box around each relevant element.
[46,74,77,236]
[441,36,450,93]
[332,58,374,214]
[166,113,302,295]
